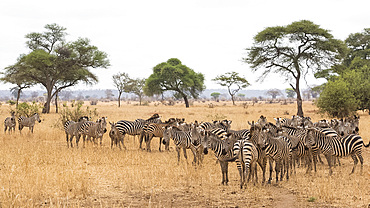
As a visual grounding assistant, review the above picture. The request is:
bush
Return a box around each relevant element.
[56,101,99,129]
[7,100,16,105]
[316,79,358,118]
[16,102,42,117]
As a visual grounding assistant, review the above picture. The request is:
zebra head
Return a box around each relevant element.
[162,126,172,145]
[346,115,360,134]
[109,122,119,139]
[257,115,267,126]
[98,117,108,133]
[33,113,41,123]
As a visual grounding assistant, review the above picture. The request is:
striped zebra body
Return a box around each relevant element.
[199,119,232,131]
[18,113,41,133]
[143,123,173,152]
[4,112,16,133]
[259,131,291,184]
[64,116,89,148]
[233,139,258,189]
[109,122,125,150]
[229,129,250,140]
[248,123,268,184]
[163,126,198,164]
[79,117,107,147]
[201,131,239,185]
[306,128,370,175]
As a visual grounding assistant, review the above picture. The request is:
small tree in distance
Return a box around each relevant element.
[112,72,131,107]
[266,89,283,99]
[212,71,250,105]
[210,92,221,101]
[285,88,296,98]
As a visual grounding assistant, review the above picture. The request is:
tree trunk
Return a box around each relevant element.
[118,91,122,107]
[183,95,189,108]
[139,95,142,106]
[16,89,21,108]
[231,95,236,105]
[295,77,304,117]
[42,88,53,114]
[55,91,59,113]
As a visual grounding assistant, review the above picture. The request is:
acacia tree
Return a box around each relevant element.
[266,89,282,99]
[144,58,205,108]
[128,78,146,105]
[112,72,131,107]
[3,23,110,113]
[1,64,35,107]
[212,72,250,105]
[245,20,346,116]
[285,88,296,98]
[210,92,221,101]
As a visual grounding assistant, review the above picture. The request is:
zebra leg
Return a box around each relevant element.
[324,154,333,175]
[4,126,7,133]
[358,153,364,175]
[182,147,188,163]
[69,135,74,148]
[268,159,273,184]
[286,158,289,180]
[190,146,197,165]
[159,137,162,152]
[219,160,228,185]
[66,134,69,148]
[350,154,358,174]
[139,132,145,149]
[236,160,244,189]
[337,157,341,166]
[176,146,181,164]
[318,153,324,164]
[146,135,153,152]
[275,160,280,183]
[76,135,80,148]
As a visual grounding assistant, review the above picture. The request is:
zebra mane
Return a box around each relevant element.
[146,113,160,121]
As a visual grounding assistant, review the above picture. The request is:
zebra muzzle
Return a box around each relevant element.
[203,148,208,155]
[162,140,166,145]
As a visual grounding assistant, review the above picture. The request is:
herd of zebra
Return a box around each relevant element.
[3,111,370,189]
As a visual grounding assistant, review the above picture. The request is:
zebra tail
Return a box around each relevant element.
[364,141,370,148]
[223,155,238,162]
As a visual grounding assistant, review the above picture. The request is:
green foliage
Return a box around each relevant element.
[210,92,221,100]
[2,23,110,113]
[7,100,16,105]
[16,102,42,117]
[57,101,99,129]
[212,71,250,105]
[144,58,205,107]
[245,20,347,116]
[308,197,316,202]
[285,88,296,98]
[316,78,358,118]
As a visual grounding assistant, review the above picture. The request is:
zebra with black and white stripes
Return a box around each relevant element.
[114,114,162,149]
[78,117,108,147]
[199,119,232,131]
[64,116,89,148]
[4,111,16,133]
[18,113,41,133]
[257,127,291,184]
[305,127,370,175]
[201,131,240,185]
[229,138,259,189]
[142,119,178,152]
[162,126,198,164]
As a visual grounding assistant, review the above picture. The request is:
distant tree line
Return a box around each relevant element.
[1,22,368,116]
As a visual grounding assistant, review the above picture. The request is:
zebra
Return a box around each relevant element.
[200,131,240,185]
[228,138,259,189]
[162,126,199,165]
[18,113,41,133]
[199,119,232,131]
[305,127,370,175]
[4,111,16,133]
[142,119,178,152]
[64,116,89,148]
[79,117,108,147]
[257,128,291,184]
[109,122,125,150]
[114,114,161,149]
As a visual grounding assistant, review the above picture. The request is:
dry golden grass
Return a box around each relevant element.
[0,101,369,207]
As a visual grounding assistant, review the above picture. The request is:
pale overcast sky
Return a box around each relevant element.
[0,0,369,92]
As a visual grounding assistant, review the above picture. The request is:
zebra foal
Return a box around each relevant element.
[4,111,16,133]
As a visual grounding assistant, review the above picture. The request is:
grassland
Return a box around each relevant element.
[0,101,369,207]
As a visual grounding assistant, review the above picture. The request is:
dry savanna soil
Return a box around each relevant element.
[0,101,369,207]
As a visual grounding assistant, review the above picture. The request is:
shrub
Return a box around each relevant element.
[316,78,358,118]
[7,100,16,105]
[16,102,42,117]
[56,101,99,129]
